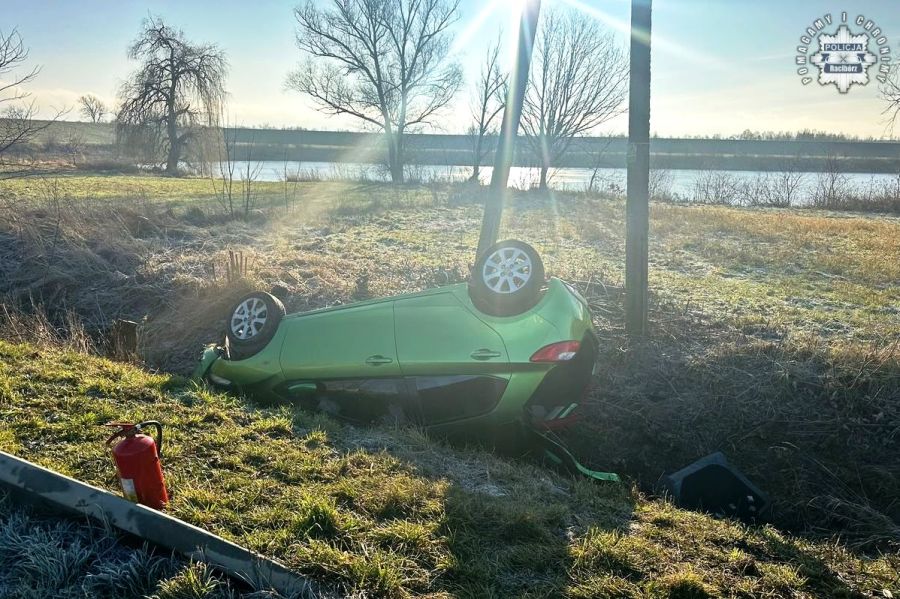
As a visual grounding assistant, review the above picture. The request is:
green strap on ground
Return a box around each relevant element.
[530,429,620,483]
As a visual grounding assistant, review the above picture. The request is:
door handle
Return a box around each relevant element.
[365,355,393,366]
[470,349,502,360]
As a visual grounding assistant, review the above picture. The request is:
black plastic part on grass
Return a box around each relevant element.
[661,452,769,522]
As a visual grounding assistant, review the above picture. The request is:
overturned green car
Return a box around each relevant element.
[193,240,598,438]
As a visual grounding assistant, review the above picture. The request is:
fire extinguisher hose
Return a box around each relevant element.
[104,421,164,458]
[138,421,163,457]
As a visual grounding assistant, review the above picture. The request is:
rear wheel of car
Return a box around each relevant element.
[469,240,545,316]
[225,292,285,359]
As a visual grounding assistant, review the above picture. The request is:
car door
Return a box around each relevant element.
[279,301,408,424]
[394,292,510,424]
[280,300,400,379]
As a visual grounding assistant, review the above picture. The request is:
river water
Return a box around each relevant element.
[225,160,899,199]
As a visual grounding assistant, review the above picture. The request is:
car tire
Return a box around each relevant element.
[224,292,285,359]
[469,240,545,316]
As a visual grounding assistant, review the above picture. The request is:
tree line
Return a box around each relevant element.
[3,2,900,184]
[1,2,627,188]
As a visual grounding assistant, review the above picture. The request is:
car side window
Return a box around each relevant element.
[293,379,411,425]
[413,375,508,424]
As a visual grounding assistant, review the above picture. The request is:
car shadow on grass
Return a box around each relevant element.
[437,467,635,595]
[339,427,892,598]
[321,421,637,596]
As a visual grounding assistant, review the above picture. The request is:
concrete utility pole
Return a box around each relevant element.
[476,0,542,259]
[625,0,652,336]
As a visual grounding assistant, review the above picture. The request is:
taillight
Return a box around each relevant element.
[530,341,581,362]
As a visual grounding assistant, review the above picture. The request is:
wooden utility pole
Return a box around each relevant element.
[625,0,652,336]
[476,0,542,259]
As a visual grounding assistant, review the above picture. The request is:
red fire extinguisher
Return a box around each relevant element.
[104,421,169,510]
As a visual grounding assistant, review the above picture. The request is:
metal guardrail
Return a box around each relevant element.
[0,451,316,598]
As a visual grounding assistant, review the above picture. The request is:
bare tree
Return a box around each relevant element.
[767,161,807,207]
[117,17,228,175]
[210,125,238,218]
[692,169,741,205]
[288,0,463,183]
[648,168,675,201]
[78,94,107,123]
[739,172,763,206]
[521,9,628,189]
[468,35,507,182]
[239,132,263,217]
[0,28,61,177]
[280,150,302,212]
[585,137,616,193]
[881,62,900,136]
[812,154,849,208]
[62,131,86,167]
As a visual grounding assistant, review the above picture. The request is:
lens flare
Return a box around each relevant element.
[557,0,726,71]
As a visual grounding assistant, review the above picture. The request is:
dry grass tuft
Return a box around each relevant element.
[0,303,94,353]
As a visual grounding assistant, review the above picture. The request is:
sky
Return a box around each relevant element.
[2,0,898,138]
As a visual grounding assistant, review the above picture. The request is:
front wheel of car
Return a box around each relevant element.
[469,240,545,316]
[225,292,285,359]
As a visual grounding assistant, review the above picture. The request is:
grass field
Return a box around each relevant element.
[1,341,897,597]
[0,172,898,594]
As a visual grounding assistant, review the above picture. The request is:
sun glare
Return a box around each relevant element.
[448,0,511,57]
[558,0,727,70]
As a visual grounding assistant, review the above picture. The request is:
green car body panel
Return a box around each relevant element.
[196,278,596,435]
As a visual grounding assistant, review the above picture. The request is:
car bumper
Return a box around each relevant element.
[523,331,598,431]
[191,345,222,382]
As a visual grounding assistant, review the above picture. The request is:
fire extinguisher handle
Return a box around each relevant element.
[138,420,163,458]
[103,422,135,446]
